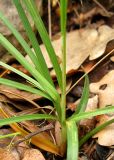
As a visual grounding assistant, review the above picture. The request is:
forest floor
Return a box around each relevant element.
[0,0,114,159]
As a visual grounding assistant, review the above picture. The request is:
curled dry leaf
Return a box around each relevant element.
[22,149,45,160]
[26,25,114,75]
[90,70,114,107]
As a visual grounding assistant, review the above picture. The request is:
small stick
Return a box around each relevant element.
[92,0,110,16]
[48,0,52,39]
[13,123,54,146]
[67,48,114,94]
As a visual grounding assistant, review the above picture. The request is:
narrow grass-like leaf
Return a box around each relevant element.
[0,132,20,139]
[0,61,44,91]
[66,121,78,160]
[0,33,59,101]
[75,75,89,114]
[0,113,57,126]
[12,0,54,86]
[23,0,62,89]
[68,106,114,122]
[0,78,51,100]
[79,118,114,147]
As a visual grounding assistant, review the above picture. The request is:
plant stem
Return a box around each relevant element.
[60,0,67,124]
[59,0,68,155]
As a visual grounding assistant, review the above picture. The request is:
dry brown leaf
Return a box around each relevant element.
[68,95,98,112]
[0,129,14,148]
[0,106,60,155]
[26,25,114,75]
[89,25,114,60]
[26,27,97,73]
[110,56,114,62]
[0,148,19,160]
[90,70,114,107]
[56,78,72,94]
[68,95,98,128]
[22,149,45,160]
[93,115,114,146]
[0,85,42,101]
[79,95,98,126]
[55,121,61,146]
[90,71,114,146]
[0,94,34,111]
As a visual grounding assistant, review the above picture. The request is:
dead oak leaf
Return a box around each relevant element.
[0,148,19,160]
[90,70,114,107]
[67,95,98,112]
[22,149,45,160]
[26,27,98,73]
[93,115,114,146]
[89,25,114,60]
[0,85,41,101]
[68,95,98,128]
[26,25,114,75]
[90,70,114,146]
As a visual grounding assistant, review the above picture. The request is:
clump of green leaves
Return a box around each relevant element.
[0,1,114,160]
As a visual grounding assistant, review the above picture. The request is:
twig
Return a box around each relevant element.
[67,48,114,94]
[92,0,110,16]
[48,0,52,39]
[13,123,54,146]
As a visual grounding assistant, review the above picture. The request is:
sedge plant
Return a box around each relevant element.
[0,1,114,159]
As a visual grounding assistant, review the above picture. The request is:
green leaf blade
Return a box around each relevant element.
[76,75,89,114]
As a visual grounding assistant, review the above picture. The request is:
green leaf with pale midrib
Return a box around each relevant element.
[12,0,54,86]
